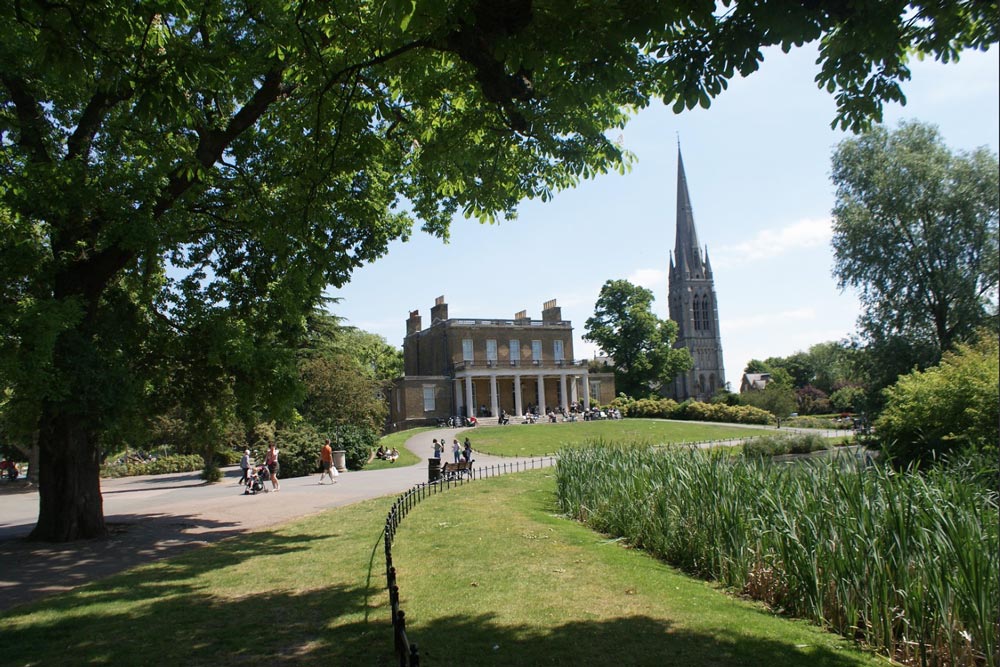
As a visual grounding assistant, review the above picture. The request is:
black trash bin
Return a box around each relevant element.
[428,457,442,483]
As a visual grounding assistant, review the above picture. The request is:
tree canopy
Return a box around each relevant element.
[584,280,691,397]
[2,1,997,540]
[831,120,1000,357]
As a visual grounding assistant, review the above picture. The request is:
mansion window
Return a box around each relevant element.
[422,385,436,412]
[509,339,520,363]
[486,339,498,365]
[531,340,542,363]
[462,338,473,361]
[553,339,564,361]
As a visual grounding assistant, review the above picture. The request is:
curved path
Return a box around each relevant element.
[0,427,542,612]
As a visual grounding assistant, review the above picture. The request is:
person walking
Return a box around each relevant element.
[452,439,461,463]
[463,439,473,463]
[238,449,251,485]
[318,438,337,484]
[432,438,442,459]
[265,442,280,492]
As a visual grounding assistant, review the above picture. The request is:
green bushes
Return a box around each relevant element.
[741,432,833,458]
[101,454,204,478]
[613,395,773,425]
[876,334,999,469]
[557,444,999,666]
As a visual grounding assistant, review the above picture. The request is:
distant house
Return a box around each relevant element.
[387,296,615,430]
[740,372,772,393]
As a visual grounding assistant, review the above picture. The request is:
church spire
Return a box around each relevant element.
[675,147,702,272]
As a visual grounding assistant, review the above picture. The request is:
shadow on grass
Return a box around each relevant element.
[408,613,879,667]
[0,512,307,614]
[2,576,393,666]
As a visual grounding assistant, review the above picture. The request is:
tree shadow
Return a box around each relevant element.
[0,511,322,613]
[407,612,881,666]
[1,577,393,666]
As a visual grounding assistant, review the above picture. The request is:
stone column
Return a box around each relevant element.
[489,374,499,418]
[570,375,579,405]
[559,374,568,413]
[536,374,546,415]
[454,378,464,417]
[513,374,523,417]
[582,372,591,408]
[464,375,474,418]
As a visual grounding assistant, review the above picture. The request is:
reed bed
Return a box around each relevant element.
[556,443,999,666]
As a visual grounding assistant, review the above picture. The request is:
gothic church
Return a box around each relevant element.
[667,149,727,401]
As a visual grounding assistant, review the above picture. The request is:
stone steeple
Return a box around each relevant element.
[667,146,727,401]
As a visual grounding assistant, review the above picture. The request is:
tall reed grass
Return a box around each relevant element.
[556,443,999,666]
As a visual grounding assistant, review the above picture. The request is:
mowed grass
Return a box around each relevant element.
[1,468,887,667]
[365,427,433,470]
[463,418,768,457]
[393,470,887,666]
[1,497,399,666]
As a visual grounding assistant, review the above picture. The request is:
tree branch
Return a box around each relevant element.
[1,73,53,164]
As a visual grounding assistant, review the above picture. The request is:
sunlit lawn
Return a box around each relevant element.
[459,419,768,457]
[1,469,888,667]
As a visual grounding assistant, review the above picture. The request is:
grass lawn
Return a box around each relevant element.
[461,419,768,457]
[1,469,887,666]
[364,427,432,470]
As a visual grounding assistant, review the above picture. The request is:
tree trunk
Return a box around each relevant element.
[29,407,106,542]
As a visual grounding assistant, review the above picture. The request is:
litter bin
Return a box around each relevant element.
[428,457,442,483]
[333,450,347,473]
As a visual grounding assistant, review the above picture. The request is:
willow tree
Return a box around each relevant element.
[1,1,995,540]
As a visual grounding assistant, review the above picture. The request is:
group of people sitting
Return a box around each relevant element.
[375,446,399,462]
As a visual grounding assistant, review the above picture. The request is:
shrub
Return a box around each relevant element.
[331,423,379,470]
[201,461,222,482]
[272,422,324,478]
[101,454,204,478]
[741,433,832,458]
[876,333,999,469]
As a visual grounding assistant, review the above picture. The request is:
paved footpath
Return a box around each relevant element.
[0,427,546,613]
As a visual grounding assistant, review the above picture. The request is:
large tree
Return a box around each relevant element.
[831,121,1000,358]
[1,2,996,540]
[584,279,691,397]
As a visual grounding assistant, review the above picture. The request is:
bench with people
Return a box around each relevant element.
[441,459,474,480]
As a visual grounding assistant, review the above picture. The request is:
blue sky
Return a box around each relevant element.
[330,44,999,389]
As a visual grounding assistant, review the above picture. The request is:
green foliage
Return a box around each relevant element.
[331,424,379,471]
[829,385,864,413]
[584,280,691,396]
[557,445,999,666]
[741,382,797,426]
[741,433,833,458]
[272,422,324,479]
[298,353,388,434]
[614,395,772,425]
[2,1,996,540]
[832,121,999,360]
[875,333,1000,469]
[100,454,204,478]
[200,461,223,482]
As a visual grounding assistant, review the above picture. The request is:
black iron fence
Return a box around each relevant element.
[382,457,557,666]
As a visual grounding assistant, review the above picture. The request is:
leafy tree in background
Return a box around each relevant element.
[1,2,996,540]
[743,381,798,428]
[584,280,691,398]
[831,121,999,372]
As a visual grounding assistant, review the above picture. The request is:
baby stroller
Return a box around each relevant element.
[244,464,269,495]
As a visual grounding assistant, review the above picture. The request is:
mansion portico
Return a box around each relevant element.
[388,297,615,429]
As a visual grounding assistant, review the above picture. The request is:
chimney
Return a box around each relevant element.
[430,295,449,324]
[541,299,561,323]
[514,309,529,324]
[406,309,422,335]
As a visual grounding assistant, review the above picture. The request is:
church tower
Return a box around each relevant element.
[667,148,726,401]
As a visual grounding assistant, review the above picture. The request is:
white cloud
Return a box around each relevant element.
[714,217,832,268]
[627,268,667,290]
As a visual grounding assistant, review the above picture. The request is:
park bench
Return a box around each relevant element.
[441,460,474,481]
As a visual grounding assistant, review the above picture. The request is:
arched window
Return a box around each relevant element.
[692,295,702,330]
[700,296,712,331]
